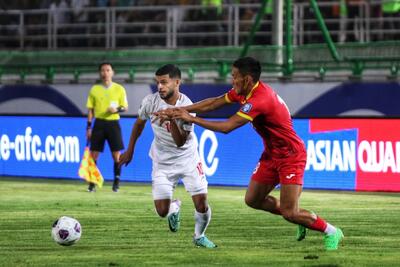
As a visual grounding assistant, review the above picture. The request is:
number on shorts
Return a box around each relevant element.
[197,162,204,176]
[164,122,171,132]
[253,162,260,174]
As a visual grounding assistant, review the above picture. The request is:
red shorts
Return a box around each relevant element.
[251,152,307,186]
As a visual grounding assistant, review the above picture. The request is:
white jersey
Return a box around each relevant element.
[138,92,198,166]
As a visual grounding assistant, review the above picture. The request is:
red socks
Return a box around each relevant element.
[308,216,327,232]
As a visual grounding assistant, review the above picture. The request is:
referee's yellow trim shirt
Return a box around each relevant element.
[86,82,128,120]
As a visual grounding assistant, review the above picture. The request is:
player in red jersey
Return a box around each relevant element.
[155,57,343,250]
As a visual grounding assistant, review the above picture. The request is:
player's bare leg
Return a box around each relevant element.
[279,184,316,225]
[191,193,216,248]
[154,199,172,218]
[154,199,181,232]
[245,180,314,216]
[280,184,343,250]
[245,181,306,240]
[245,180,280,214]
[245,181,342,249]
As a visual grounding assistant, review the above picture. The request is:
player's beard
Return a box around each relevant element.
[234,84,244,96]
[159,89,174,100]
[238,79,250,96]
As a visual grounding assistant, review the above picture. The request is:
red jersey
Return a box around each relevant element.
[225,81,305,159]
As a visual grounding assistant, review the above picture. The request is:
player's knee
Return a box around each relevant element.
[155,207,169,218]
[195,202,208,213]
[192,193,208,213]
[280,208,297,223]
[244,195,259,209]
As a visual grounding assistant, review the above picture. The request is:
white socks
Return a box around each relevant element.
[324,223,337,235]
[194,206,211,239]
[166,199,181,217]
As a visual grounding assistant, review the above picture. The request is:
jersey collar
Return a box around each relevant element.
[245,81,259,100]
[164,92,181,106]
[175,93,183,106]
[102,82,113,89]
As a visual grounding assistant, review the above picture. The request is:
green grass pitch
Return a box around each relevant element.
[0,177,399,267]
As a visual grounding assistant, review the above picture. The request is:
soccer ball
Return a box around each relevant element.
[51,216,82,246]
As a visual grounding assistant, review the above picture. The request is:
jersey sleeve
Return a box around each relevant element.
[236,98,263,122]
[181,120,194,132]
[86,87,95,109]
[225,88,240,103]
[138,95,152,120]
[119,85,128,108]
[180,95,194,132]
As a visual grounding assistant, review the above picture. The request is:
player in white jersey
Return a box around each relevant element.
[119,64,216,248]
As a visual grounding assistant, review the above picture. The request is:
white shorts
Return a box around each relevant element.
[151,160,208,200]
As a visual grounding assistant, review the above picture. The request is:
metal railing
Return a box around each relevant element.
[0,1,399,84]
[0,42,398,84]
[0,1,399,50]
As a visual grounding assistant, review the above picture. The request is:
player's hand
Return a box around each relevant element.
[107,106,118,113]
[119,151,133,167]
[153,108,175,125]
[171,108,194,122]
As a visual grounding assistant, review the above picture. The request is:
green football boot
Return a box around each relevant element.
[324,228,344,251]
[194,236,217,248]
[296,224,307,241]
[167,211,180,232]
[167,200,181,232]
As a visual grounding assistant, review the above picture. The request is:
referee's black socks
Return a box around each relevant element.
[112,162,121,192]
[113,162,121,179]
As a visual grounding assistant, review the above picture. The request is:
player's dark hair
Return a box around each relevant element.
[155,64,181,79]
[98,62,114,71]
[233,57,261,82]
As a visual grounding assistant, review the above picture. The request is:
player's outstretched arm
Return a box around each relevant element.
[173,109,248,134]
[119,118,146,167]
[169,119,189,147]
[184,95,227,114]
[153,95,228,124]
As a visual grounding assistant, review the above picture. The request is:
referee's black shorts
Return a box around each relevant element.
[90,119,124,152]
